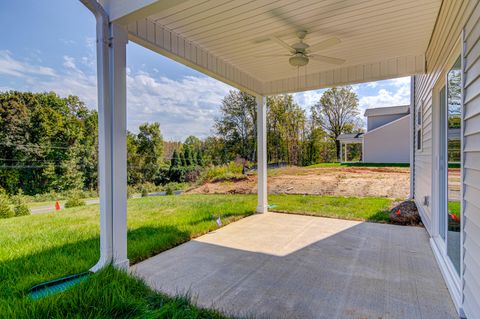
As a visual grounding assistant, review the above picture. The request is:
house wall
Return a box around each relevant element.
[414,0,480,317]
[463,1,480,317]
[367,113,408,131]
[414,0,475,235]
[363,115,410,163]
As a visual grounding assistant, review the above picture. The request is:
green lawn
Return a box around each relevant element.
[306,162,410,168]
[270,195,392,222]
[0,194,393,318]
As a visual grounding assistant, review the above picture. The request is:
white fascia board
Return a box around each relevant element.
[262,55,426,95]
[100,0,187,25]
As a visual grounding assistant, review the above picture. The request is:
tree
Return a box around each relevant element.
[267,95,306,165]
[214,90,257,161]
[196,150,204,166]
[170,149,180,167]
[311,87,361,160]
[136,122,164,182]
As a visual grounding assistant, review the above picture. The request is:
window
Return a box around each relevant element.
[416,102,423,151]
[417,129,422,150]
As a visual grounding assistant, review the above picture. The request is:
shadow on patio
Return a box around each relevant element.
[132,213,457,319]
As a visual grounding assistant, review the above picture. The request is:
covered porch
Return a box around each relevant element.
[133,212,457,318]
[77,0,460,317]
[80,0,438,270]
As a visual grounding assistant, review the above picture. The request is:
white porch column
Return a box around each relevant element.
[339,142,343,162]
[91,10,129,271]
[256,95,268,213]
[345,144,348,162]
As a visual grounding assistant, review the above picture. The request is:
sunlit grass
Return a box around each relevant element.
[0,193,393,318]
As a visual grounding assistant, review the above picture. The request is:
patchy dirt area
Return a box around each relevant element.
[188,166,410,199]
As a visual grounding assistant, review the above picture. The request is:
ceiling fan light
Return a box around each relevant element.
[289,54,309,67]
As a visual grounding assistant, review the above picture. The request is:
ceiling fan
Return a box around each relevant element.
[257,30,345,67]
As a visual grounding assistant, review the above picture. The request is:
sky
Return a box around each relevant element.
[0,0,411,141]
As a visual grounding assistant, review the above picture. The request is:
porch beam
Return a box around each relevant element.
[256,95,267,213]
[90,10,129,271]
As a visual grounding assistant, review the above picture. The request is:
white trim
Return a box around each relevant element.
[256,95,267,213]
[410,76,415,199]
[459,28,466,315]
[429,36,464,316]
[430,238,463,311]
[83,0,129,271]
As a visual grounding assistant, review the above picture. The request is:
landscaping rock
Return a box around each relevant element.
[389,200,421,226]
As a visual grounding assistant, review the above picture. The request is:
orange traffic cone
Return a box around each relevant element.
[55,201,61,211]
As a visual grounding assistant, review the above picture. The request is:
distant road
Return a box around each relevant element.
[29,191,183,214]
[30,199,100,214]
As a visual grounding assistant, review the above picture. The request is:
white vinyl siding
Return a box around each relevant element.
[414,0,476,235]
[463,1,480,317]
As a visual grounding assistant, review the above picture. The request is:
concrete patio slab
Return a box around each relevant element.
[132,212,457,319]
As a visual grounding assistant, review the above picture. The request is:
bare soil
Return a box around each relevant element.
[188,166,410,199]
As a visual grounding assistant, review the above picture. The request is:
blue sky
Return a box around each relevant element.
[0,0,411,141]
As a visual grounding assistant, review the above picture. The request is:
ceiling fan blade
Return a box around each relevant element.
[269,36,294,53]
[307,37,341,53]
[254,54,291,58]
[309,54,346,65]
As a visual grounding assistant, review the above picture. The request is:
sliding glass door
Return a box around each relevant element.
[438,57,462,276]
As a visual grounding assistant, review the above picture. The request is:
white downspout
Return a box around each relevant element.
[80,0,129,272]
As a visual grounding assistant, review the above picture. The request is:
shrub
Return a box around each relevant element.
[137,182,159,197]
[198,162,246,184]
[10,194,30,217]
[64,196,86,208]
[0,195,14,219]
[165,184,174,196]
[14,203,30,217]
[163,182,187,195]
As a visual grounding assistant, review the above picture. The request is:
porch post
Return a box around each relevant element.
[256,95,268,213]
[345,144,348,162]
[339,142,343,163]
[91,11,129,271]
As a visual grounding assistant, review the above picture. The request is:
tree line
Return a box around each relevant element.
[0,87,362,195]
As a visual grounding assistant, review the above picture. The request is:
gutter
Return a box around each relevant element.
[79,0,113,273]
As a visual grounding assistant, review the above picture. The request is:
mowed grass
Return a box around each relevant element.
[0,194,256,318]
[270,194,393,222]
[0,193,393,318]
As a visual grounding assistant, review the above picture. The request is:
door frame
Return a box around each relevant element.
[430,37,464,311]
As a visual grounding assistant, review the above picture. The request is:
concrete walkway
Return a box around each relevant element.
[133,213,457,319]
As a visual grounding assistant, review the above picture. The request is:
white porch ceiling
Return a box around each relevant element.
[102,0,442,95]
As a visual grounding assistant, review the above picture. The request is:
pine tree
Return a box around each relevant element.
[196,151,204,166]
[170,149,179,167]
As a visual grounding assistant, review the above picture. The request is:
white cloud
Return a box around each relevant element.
[293,89,324,109]
[359,85,410,111]
[126,73,231,139]
[0,50,233,140]
[63,56,77,69]
[0,50,56,78]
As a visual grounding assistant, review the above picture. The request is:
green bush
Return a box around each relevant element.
[165,184,174,195]
[64,197,86,208]
[198,162,246,184]
[0,195,14,219]
[14,203,30,217]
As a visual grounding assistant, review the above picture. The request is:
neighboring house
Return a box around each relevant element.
[81,0,480,317]
[337,105,410,163]
[363,105,411,163]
